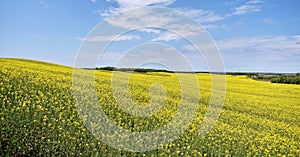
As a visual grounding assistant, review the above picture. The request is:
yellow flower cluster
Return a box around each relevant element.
[0,58,299,156]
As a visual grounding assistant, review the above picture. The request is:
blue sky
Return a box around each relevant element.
[0,0,299,72]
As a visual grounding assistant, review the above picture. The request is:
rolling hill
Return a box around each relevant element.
[1,58,299,156]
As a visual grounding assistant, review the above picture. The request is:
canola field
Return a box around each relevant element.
[0,58,300,156]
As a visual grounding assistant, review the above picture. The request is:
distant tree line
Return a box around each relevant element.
[96,66,116,71]
[227,72,257,76]
[96,66,174,73]
[270,76,300,84]
[228,72,300,85]
[95,67,300,84]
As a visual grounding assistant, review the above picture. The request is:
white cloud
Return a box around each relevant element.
[95,0,268,43]
[216,36,300,54]
[112,0,174,8]
[222,36,300,72]
[202,24,226,30]
[90,0,97,3]
[233,0,263,15]
[99,0,175,17]
[96,0,266,35]
[104,7,178,29]
[234,5,261,15]
[149,22,209,41]
[230,35,299,62]
[182,35,300,59]
[150,32,181,41]
[77,35,140,42]
[138,28,161,34]
[97,0,267,35]
[181,44,197,52]
[99,6,227,30]
[96,7,122,17]
[181,35,300,72]
[179,8,226,23]
[173,8,230,30]
[246,0,263,5]
[99,0,225,24]
[104,7,206,41]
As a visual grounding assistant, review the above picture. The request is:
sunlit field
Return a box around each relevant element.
[1,58,299,156]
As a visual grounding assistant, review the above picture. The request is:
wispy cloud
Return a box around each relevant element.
[263,18,274,24]
[150,32,181,41]
[149,22,208,41]
[77,35,140,42]
[246,0,264,5]
[113,0,174,8]
[96,0,267,35]
[233,0,264,15]
[39,0,49,8]
[98,0,175,17]
[182,35,300,71]
[179,8,226,23]
[216,35,300,54]
[138,28,161,34]
[104,7,206,42]
[97,0,226,29]
[94,0,268,43]
[183,35,300,58]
